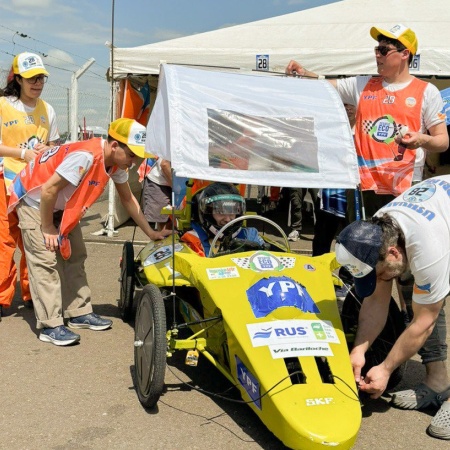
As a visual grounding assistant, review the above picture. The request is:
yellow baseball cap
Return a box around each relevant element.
[108,118,151,158]
[13,52,49,78]
[370,24,418,55]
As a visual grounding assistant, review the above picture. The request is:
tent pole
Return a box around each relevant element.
[106,0,117,237]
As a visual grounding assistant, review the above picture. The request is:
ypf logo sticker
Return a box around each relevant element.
[246,276,319,318]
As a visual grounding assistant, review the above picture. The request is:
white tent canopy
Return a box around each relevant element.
[112,0,450,79]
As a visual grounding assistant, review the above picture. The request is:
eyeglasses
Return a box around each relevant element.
[374,46,403,57]
[23,75,48,85]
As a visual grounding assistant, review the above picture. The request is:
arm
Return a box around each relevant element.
[114,181,172,241]
[159,159,172,185]
[396,121,449,154]
[40,172,71,251]
[350,279,393,383]
[0,143,39,163]
[285,60,337,89]
[359,298,444,399]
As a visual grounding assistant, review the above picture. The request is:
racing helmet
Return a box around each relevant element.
[197,183,246,237]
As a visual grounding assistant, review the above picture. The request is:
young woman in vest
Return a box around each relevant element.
[0,52,59,318]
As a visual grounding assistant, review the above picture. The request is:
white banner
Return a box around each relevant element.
[146,64,359,189]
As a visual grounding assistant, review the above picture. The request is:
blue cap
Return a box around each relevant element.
[335,221,383,298]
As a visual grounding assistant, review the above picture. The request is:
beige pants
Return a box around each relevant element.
[16,203,93,329]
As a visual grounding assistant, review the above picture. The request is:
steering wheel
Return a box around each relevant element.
[208,215,290,258]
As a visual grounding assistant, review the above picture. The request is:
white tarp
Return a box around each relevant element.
[146,65,359,189]
[112,0,450,79]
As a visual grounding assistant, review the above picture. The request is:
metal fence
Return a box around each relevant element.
[0,68,110,142]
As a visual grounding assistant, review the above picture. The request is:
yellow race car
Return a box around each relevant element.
[119,200,405,450]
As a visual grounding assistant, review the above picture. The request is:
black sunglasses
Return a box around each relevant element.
[374,46,403,57]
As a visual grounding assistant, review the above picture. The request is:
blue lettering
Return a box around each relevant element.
[384,201,435,221]
[284,327,297,336]
[274,327,306,337]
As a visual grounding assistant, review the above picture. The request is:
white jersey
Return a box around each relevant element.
[376,175,450,304]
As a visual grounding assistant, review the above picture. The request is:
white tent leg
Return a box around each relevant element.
[91,179,118,236]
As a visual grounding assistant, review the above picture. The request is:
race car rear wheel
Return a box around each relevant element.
[118,241,135,322]
[134,284,167,409]
[341,290,406,390]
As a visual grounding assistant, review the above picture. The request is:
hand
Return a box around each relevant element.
[152,228,173,240]
[394,130,422,150]
[357,364,390,399]
[23,148,40,163]
[285,60,305,76]
[41,224,60,252]
[350,348,366,384]
[33,143,50,153]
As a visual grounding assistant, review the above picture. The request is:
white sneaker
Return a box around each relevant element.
[288,230,300,241]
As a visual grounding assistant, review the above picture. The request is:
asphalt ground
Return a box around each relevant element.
[0,191,448,449]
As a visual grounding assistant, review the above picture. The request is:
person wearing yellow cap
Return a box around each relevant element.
[0,52,59,319]
[7,118,171,346]
[286,24,448,212]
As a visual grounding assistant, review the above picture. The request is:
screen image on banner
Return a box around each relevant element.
[207,109,319,173]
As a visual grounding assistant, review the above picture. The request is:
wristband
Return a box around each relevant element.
[20,149,26,160]
[317,75,325,80]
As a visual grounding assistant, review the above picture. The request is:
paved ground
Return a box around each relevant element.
[0,191,448,449]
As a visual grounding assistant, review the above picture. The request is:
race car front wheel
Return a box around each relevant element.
[118,241,135,322]
[341,290,406,391]
[134,284,167,409]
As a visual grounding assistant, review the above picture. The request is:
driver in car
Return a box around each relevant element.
[180,182,265,257]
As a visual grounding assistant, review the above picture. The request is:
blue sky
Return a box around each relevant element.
[0,0,339,131]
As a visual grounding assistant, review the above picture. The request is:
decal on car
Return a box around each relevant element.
[246,276,318,317]
[269,342,333,359]
[206,266,240,280]
[232,252,295,272]
[235,355,261,409]
[143,243,184,267]
[247,319,340,347]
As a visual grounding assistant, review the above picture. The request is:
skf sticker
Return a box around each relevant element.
[305,397,334,406]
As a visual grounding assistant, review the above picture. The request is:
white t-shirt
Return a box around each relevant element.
[147,158,170,186]
[376,174,450,304]
[24,149,128,211]
[336,76,445,181]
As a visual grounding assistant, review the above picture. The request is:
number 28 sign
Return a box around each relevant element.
[256,54,269,71]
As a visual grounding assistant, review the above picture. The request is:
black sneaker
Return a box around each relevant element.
[39,326,80,346]
[68,313,112,331]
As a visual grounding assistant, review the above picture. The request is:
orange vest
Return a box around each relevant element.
[9,138,117,259]
[355,77,427,195]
